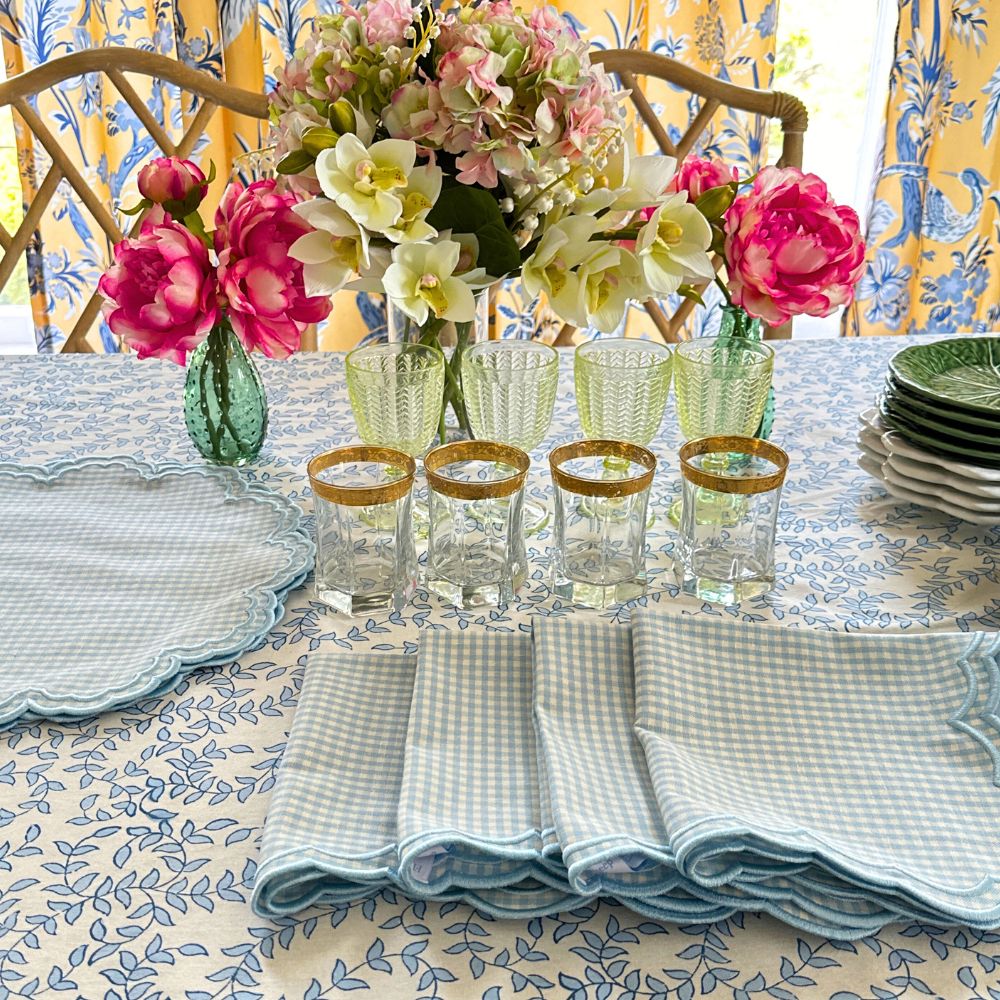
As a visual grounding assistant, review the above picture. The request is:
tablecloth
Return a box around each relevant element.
[0,337,998,1000]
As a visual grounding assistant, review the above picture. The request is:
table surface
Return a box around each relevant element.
[1,338,998,1000]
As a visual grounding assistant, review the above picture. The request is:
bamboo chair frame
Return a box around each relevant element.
[0,49,313,353]
[555,48,809,344]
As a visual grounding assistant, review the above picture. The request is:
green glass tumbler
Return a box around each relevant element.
[462,340,558,534]
[345,343,445,457]
[184,323,268,467]
[574,338,673,445]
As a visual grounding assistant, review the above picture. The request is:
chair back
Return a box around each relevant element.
[0,49,274,353]
[581,48,808,343]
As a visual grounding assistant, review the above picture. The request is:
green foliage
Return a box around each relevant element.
[425,185,521,279]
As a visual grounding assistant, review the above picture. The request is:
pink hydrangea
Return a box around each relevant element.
[667,155,739,202]
[724,166,865,324]
[363,0,414,47]
[98,216,219,364]
[215,180,332,358]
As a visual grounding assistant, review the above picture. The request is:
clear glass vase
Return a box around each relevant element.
[717,303,774,440]
[183,323,268,466]
[386,292,489,444]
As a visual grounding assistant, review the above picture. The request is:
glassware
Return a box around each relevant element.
[717,304,774,439]
[675,435,788,604]
[549,440,656,609]
[670,336,774,524]
[184,322,268,466]
[462,340,559,533]
[673,336,774,440]
[574,338,673,445]
[308,446,417,615]
[345,343,445,456]
[424,440,529,609]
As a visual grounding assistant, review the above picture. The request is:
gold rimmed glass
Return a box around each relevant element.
[675,435,788,604]
[462,340,559,534]
[424,440,529,609]
[308,446,418,616]
[548,439,656,609]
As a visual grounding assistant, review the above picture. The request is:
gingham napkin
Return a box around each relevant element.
[632,608,1000,930]
[396,631,575,917]
[252,652,414,917]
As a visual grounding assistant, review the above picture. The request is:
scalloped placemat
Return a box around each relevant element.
[0,457,313,728]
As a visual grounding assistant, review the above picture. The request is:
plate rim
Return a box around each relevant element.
[888,337,1000,417]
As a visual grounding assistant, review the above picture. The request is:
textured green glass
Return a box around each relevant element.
[574,338,673,445]
[183,323,268,467]
[345,343,445,457]
[462,341,559,451]
[717,304,775,440]
[673,336,774,441]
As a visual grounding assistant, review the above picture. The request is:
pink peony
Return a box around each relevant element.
[723,166,865,325]
[98,216,219,364]
[667,155,739,202]
[137,157,208,212]
[214,180,332,359]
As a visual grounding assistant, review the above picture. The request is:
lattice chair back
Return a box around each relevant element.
[579,48,809,343]
[0,49,279,354]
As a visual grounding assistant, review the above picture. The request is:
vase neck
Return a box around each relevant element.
[719,304,764,341]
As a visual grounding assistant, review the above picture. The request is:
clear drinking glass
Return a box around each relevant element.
[675,435,788,604]
[424,440,529,609]
[574,338,673,444]
[549,440,656,609]
[345,343,445,457]
[308,446,417,615]
[462,340,559,533]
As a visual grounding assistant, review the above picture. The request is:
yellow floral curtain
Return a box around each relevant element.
[1,0,778,351]
[847,0,1000,336]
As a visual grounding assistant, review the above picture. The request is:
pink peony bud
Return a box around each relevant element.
[723,165,865,325]
[137,157,208,212]
[667,155,739,203]
[98,216,220,364]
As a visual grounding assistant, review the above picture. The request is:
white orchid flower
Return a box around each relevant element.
[522,215,602,314]
[290,198,374,296]
[612,154,678,212]
[315,134,418,235]
[636,193,715,294]
[383,165,443,244]
[383,240,480,324]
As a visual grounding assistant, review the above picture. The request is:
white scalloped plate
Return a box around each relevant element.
[0,457,314,728]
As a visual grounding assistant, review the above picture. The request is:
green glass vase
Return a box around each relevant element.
[184,323,268,466]
[717,303,775,440]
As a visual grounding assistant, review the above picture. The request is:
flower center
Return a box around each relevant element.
[354,158,408,193]
[418,272,448,317]
[656,218,684,249]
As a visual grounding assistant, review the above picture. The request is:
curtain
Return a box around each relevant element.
[847,0,1000,337]
[1,0,778,352]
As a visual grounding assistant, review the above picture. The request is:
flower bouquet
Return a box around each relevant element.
[99,157,332,465]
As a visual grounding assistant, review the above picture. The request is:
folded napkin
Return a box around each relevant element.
[532,616,735,921]
[632,608,1000,930]
[252,652,413,917]
[396,631,575,916]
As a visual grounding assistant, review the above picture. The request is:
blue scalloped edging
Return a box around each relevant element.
[0,456,315,729]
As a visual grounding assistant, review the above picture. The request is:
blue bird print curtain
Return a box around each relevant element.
[847,0,1000,337]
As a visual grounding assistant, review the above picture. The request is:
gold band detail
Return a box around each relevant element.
[679,436,788,495]
[307,446,416,506]
[424,440,530,500]
[549,440,657,498]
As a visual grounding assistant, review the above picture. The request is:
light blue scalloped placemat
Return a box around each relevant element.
[0,456,313,728]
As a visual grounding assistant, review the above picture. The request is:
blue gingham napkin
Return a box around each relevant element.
[632,608,1000,930]
[252,652,413,917]
[396,631,575,916]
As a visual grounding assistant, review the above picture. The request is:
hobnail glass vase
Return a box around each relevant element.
[717,303,775,439]
[184,322,268,466]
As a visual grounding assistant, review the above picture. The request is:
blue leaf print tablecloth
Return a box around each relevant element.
[0,337,998,999]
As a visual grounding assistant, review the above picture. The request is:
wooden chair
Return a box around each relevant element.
[558,48,809,344]
[0,50,321,353]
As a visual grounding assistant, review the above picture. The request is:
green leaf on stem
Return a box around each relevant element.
[677,284,706,307]
[425,185,522,279]
[276,149,316,175]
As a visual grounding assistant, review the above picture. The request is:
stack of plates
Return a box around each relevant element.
[879,337,1000,468]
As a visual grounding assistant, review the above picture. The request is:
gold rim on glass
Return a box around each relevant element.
[424,440,530,500]
[679,436,788,495]
[674,336,774,368]
[308,446,416,506]
[549,440,657,498]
